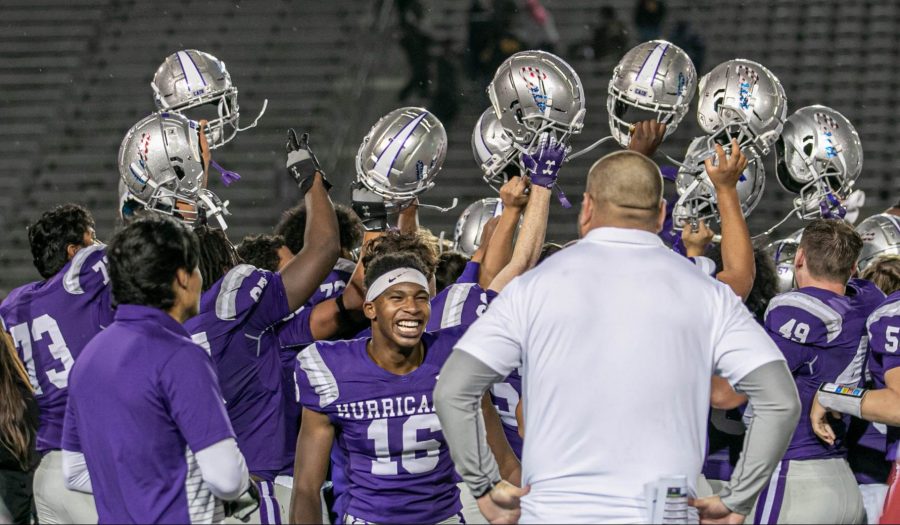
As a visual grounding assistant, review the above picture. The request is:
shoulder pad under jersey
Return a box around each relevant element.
[63,244,109,296]
[765,291,843,345]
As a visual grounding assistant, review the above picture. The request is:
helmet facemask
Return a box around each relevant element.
[606,81,688,148]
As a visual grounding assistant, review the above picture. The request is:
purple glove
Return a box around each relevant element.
[520,133,566,189]
[819,192,846,220]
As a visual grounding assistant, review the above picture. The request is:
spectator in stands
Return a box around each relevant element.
[0,331,38,525]
[431,39,461,127]
[634,0,667,42]
[523,0,559,52]
[466,0,495,85]
[670,19,706,73]
[568,7,629,62]
[396,0,433,102]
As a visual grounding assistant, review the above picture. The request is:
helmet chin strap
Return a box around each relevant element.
[417,197,459,213]
[567,136,616,161]
[236,99,268,132]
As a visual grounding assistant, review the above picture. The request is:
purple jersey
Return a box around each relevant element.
[490,370,523,458]
[0,244,113,452]
[184,264,294,478]
[307,258,354,307]
[866,290,900,460]
[294,328,466,523]
[62,305,235,524]
[427,282,497,331]
[764,278,884,460]
[455,261,480,285]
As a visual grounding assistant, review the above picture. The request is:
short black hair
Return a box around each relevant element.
[194,225,241,292]
[365,252,428,289]
[275,203,363,255]
[107,215,199,309]
[705,244,779,323]
[537,242,563,265]
[361,231,438,278]
[435,251,470,292]
[27,204,95,278]
[236,234,285,272]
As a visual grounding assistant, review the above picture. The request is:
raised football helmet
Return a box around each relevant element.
[775,105,863,220]
[472,108,521,190]
[855,214,900,272]
[696,59,787,161]
[607,40,696,148]
[487,50,585,153]
[671,136,765,230]
[356,107,447,202]
[765,229,803,293]
[454,198,503,256]
[118,112,207,224]
[152,50,265,149]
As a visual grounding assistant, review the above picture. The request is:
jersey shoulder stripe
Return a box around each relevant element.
[765,291,843,343]
[440,282,476,329]
[297,343,340,408]
[215,264,257,321]
[868,299,900,331]
[63,244,106,295]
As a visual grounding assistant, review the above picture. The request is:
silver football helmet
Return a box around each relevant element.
[152,50,266,149]
[472,108,521,190]
[356,107,447,202]
[765,229,803,293]
[607,40,697,148]
[775,105,863,220]
[487,50,585,153]
[671,136,765,230]
[855,214,900,272]
[696,59,787,161]
[118,112,207,224]
[454,198,503,256]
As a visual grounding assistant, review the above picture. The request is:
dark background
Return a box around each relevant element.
[0,0,896,293]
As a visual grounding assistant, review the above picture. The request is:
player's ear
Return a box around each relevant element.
[174,267,191,290]
[363,301,377,321]
[656,198,667,233]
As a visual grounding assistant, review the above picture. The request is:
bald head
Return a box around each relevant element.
[580,151,665,234]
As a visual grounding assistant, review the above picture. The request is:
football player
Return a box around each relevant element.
[752,219,884,524]
[0,204,107,524]
[290,251,517,524]
[275,203,363,306]
[812,255,900,524]
[236,234,291,272]
[183,130,340,524]
[60,215,252,524]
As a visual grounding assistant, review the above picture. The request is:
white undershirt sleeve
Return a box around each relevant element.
[62,450,93,494]
[195,438,250,501]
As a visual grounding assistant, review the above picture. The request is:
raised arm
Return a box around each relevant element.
[488,134,562,293]
[280,131,340,312]
[705,139,754,300]
[479,177,529,288]
[289,408,335,524]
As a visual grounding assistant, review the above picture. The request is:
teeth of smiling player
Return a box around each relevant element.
[398,321,419,328]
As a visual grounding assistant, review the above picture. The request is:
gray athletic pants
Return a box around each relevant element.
[33,450,98,524]
[747,457,865,524]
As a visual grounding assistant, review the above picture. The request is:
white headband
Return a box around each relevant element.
[365,267,429,302]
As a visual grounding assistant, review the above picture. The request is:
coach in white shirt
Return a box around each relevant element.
[435,146,801,524]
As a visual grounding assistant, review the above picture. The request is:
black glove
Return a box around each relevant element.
[351,181,392,232]
[223,482,260,523]
[286,129,331,194]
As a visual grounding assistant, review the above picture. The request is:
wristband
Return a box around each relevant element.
[335,294,354,325]
[817,382,866,418]
[299,172,332,196]
[471,480,497,500]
